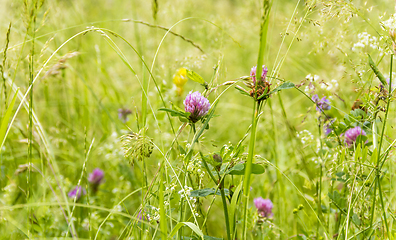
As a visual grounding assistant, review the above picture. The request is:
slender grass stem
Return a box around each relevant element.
[220,179,231,240]
[242,101,259,239]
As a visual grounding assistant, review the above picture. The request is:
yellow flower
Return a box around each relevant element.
[173,68,188,87]
[173,68,188,96]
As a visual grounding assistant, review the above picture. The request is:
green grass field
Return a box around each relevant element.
[1,0,396,239]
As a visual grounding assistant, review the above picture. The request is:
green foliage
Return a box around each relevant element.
[1,0,396,239]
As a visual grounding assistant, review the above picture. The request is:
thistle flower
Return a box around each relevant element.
[68,186,86,200]
[118,108,132,123]
[250,65,268,85]
[344,126,366,147]
[183,91,211,123]
[312,94,331,111]
[254,197,273,218]
[88,168,104,186]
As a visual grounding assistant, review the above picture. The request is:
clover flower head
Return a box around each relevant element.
[250,65,268,85]
[68,186,86,200]
[183,91,211,123]
[345,126,366,146]
[254,197,273,218]
[88,168,104,185]
[312,94,331,111]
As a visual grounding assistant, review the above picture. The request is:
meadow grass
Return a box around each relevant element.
[1,0,396,239]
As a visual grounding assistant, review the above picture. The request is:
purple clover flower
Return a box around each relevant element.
[68,186,86,200]
[183,91,211,123]
[88,168,104,185]
[312,94,331,111]
[250,65,268,85]
[344,126,366,147]
[254,197,273,218]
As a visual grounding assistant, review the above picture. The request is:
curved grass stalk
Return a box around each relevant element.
[259,157,330,238]
[94,187,143,240]
[66,138,94,238]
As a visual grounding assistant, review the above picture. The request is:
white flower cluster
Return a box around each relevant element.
[150,206,160,222]
[304,74,319,93]
[320,79,339,91]
[177,186,199,217]
[178,185,193,198]
[165,183,177,192]
[352,32,387,56]
[306,74,320,82]
[186,157,205,179]
[297,130,314,145]
[98,131,126,160]
[381,14,396,30]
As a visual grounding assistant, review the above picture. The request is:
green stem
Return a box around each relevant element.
[220,179,231,240]
[242,101,260,239]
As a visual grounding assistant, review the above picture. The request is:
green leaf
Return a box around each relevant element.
[352,213,361,226]
[190,188,229,198]
[235,87,250,96]
[158,108,186,117]
[203,235,223,240]
[270,81,295,94]
[368,54,387,86]
[169,222,203,239]
[187,69,205,85]
[0,88,19,150]
[229,182,242,234]
[256,81,295,100]
[227,163,264,175]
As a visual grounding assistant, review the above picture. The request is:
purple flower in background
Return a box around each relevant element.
[137,210,146,222]
[88,168,104,185]
[68,186,86,200]
[380,78,394,92]
[250,65,268,85]
[312,94,331,111]
[324,124,332,136]
[254,197,273,218]
[323,121,334,136]
[183,91,211,123]
[118,108,132,123]
[345,126,366,147]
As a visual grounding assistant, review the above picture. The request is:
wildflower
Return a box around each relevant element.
[254,197,273,218]
[118,108,132,123]
[68,186,86,200]
[248,65,271,101]
[324,123,332,136]
[312,94,331,111]
[250,65,268,85]
[173,68,188,96]
[344,126,366,147]
[137,210,146,222]
[88,168,104,193]
[323,119,335,136]
[183,91,211,123]
[88,168,104,185]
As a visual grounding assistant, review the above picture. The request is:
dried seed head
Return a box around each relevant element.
[121,130,154,164]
